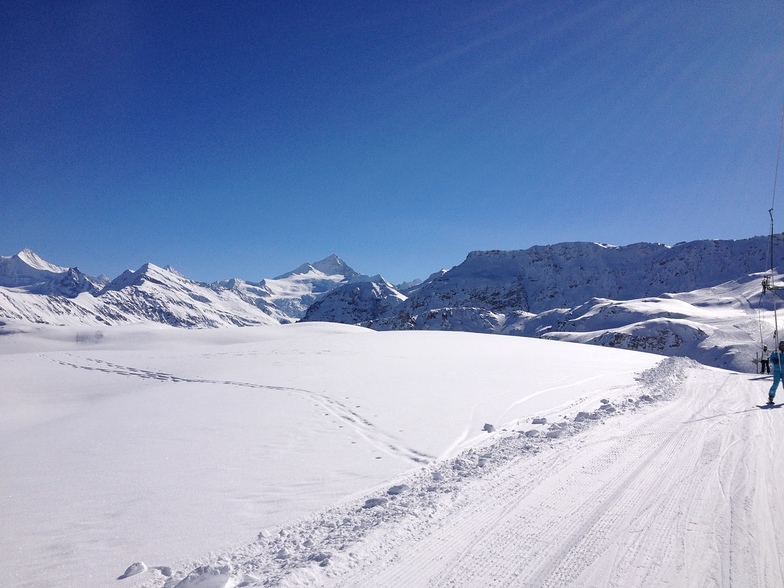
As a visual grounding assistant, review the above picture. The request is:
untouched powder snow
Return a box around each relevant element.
[0,322,781,587]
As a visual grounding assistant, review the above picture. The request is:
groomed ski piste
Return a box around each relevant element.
[1,321,782,587]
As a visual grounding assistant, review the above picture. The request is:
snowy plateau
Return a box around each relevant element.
[2,236,784,587]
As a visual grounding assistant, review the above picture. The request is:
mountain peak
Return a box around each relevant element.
[100,262,184,292]
[310,254,358,278]
[0,250,101,297]
[14,249,68,273]
[274,254,359,280]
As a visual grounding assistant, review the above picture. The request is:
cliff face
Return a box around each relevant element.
[399,238,771,317]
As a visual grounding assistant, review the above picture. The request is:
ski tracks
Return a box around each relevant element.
[326,399,694,588]
[98,357,784,588]
[49,353,433,465]
[320,365,784,588]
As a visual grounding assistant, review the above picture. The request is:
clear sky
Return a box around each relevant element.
[2,1,783,285]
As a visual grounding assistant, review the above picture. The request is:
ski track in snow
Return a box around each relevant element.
[52,354,434,465]
[113,356,784,588]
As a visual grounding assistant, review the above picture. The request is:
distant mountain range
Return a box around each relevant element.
[2,236,781,372]
[305,237,774,322]
[0,250,370,328]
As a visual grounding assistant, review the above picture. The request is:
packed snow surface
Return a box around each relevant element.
[0,321,780,587]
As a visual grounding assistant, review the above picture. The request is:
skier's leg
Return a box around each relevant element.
[769,371,780,400]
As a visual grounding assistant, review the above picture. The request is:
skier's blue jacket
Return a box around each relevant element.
[770,351,784,372]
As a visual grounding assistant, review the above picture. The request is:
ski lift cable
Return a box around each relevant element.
[766,100,784,275]
[771,100,784,216]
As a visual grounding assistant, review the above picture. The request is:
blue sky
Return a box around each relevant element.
[2,1,783,284]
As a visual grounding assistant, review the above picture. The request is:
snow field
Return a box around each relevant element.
[3,322,779,587]
[301,365,783,587]
[131,358,693,587]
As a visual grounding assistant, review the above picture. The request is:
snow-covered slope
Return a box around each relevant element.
[0,262,284,327]
[258,254,370,318]
[2,323,782,587]
[0,249,106,297]
[0,252,364,327]
[302,237,777,371]
[302,277,407,324]
[497,272,769,371]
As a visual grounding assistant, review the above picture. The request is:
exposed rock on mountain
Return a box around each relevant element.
[395,238,771,318]
[303,278,407,324]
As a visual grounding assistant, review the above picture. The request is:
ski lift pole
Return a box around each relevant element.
[771,272,781,355]
[770,208,776,273]
[762,221,780,352]
[764,267,781,352]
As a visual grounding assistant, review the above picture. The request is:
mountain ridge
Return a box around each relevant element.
[0,253,365,328]
[298,236,779,372]
[1,236,779,371]
[0,249,107,297]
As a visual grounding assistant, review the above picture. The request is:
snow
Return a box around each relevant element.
[0,252,367,326]
[303,279,407,324]
[118,563,149,580]
[14,248,67,273]
[1,241,776,371]
[259,255,369,319]
[1,320,781,587]
[261,270,345,305]
[0,249,104,297]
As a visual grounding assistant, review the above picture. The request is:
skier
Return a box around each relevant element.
[761,345,770,374]
[769,341,784,404]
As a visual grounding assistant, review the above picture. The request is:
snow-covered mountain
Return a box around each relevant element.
[95,263,290,327]
[300,237,779,371]
[1,237,779,371]
[255,253,370,319]
[0,261,285,328]
[0,249,107,297]
[395,238,773,316]
[302,277,407,324]
[211,253,372,320]
[0,252,364,328]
